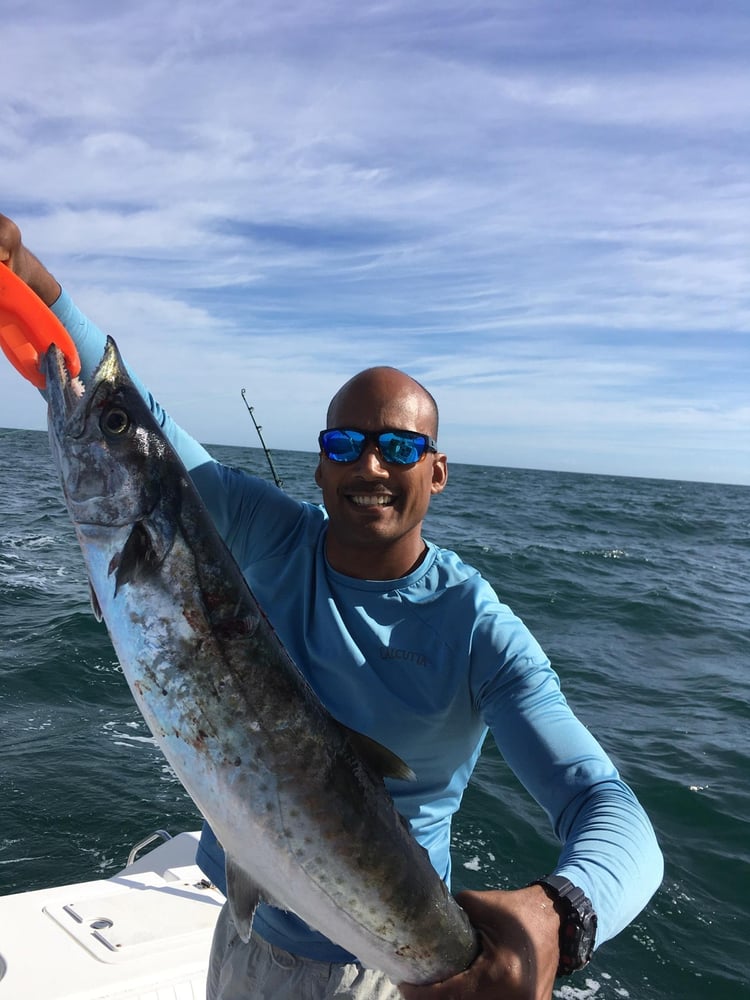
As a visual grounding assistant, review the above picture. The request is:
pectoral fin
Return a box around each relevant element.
[225,856,263,943]
[108,511,175,594]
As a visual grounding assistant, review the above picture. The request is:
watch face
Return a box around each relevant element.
[575,910,597,964]
[534,877,597,975]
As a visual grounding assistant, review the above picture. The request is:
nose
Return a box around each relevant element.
[352,440,389,475]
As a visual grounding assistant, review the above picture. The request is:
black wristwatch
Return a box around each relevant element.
[530,875,597,977]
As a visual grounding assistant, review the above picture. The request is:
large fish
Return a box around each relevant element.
[42,338,478,985]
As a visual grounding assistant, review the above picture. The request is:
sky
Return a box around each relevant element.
[2,0,749,485]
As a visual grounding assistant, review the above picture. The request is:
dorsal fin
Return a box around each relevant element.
[344,727,416,782]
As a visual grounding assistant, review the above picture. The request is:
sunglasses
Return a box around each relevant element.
[318,427,438,466]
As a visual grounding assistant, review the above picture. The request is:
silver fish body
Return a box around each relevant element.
[43,339,478,985]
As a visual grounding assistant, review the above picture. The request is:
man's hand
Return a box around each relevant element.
[0,213,61,306]
[399,885,560,1000]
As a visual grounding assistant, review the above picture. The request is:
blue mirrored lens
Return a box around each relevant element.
[318,427,435,465]
[320,429,366,462]
[378,432,422,464]
[319,429,433,465]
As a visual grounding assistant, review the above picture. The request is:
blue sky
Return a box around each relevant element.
[2,0,749,485]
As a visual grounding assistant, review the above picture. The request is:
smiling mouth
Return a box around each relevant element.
[348,494,395,507]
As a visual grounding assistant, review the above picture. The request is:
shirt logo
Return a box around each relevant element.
[380,647,427,667]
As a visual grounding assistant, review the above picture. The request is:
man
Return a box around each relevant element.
[0,212,663,1000]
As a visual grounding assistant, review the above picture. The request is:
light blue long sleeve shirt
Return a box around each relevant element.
[49,289,663,962]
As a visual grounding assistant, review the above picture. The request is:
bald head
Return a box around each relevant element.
[326,367,439,439]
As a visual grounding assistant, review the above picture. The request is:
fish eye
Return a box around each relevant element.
[100,406,130,437]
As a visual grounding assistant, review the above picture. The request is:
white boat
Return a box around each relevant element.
[0,830,225,1000]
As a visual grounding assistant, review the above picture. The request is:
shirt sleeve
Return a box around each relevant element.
[49,287,213,473]
[471,607,663,947]
[189,459,319,567]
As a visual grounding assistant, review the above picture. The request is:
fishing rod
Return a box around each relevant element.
[240,389,284,489]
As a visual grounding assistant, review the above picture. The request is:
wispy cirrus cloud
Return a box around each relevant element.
[1,0,748,483]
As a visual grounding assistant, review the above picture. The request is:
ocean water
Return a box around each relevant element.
[1,426,748,999]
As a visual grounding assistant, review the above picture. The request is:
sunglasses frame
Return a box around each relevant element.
[318,427,438,466]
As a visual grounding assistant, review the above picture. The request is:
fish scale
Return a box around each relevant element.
[43,337,478,986]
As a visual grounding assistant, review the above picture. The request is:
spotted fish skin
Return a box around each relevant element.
[43,339,478,986]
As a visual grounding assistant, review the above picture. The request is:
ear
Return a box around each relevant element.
[430,453,448,495]
[314,458,323,488]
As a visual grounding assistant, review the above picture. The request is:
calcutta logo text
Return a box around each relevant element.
[380,648,427,667]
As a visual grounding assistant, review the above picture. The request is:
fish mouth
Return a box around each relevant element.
[44,337,128,440]
[43,342,86,425]
[43,337,163,526]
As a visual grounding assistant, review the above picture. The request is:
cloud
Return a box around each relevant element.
[1,0,749,484]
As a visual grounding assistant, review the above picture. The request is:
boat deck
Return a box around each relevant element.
[0,831,224,1000]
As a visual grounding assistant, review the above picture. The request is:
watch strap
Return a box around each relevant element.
[530,875,597,977]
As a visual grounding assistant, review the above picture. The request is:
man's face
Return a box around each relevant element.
[315,369,447,579]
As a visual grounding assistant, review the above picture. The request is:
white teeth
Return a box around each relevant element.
[350,495,393,506]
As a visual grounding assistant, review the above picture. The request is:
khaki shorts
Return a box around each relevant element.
[207,902,403,999]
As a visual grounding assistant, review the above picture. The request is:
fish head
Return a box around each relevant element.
[43,337,169,529]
